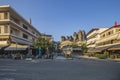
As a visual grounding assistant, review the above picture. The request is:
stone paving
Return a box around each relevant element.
[0,56,120,80]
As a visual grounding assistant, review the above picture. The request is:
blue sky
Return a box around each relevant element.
[0,0,120,41]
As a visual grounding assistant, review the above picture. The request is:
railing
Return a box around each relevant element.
[96,32,119,43]
[87,31,97,39]
[10,20,38,38]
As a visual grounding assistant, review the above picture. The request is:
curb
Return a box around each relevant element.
[72,56,120,63]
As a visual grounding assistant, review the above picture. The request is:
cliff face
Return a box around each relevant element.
[61,30,86,43]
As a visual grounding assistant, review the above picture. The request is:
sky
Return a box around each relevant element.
[0,0,120,41]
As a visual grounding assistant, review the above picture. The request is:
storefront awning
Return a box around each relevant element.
[108,44,120,50]
[5,44,28,51]
[87,47,95,52]
[88,46,111,53]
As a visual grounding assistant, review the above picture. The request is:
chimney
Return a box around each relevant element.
[114,21,118,26]
[28,18,32,24]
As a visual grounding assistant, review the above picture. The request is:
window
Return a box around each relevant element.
[4,12,8,19]
[111,40,114,44]
[103,34,105,37]
[116,29,120,32]
[10,30,13,34]
[36,34,38,36]
[32,31,35,34]
[4,25,8,33]
[32,38,35,41]
[0,27,1,33]
[111,30,113,34]
[0,13,3,20]
[108,32,111,36]
[23,33,28,39]
[23,24,28,30]
[0,14,1,20]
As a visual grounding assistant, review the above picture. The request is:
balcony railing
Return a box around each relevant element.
[96,32,120,43]
[10,20,38,38]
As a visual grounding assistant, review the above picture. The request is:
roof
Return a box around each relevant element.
[100,22,120,34]
[0,5,10,8]
[87,28,99,35]
[41,33,52,37]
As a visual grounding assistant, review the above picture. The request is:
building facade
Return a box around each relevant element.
[95,22,120,53]
[87,28,108,52]
[87,22,120,58]
[0,5,41,57]
[41,33,53,42]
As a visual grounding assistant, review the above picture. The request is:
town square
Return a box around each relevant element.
[0,0,120,80]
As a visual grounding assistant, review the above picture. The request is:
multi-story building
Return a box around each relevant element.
[87,28,108,52]
[0,5,41,56]
[41,33,53,42]
[95,22,120,54]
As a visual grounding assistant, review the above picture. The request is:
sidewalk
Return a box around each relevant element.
[72,55,120,62]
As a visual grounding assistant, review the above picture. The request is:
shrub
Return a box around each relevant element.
[103,51,109,58]
[95,53,108,59]
[95,51,109,59]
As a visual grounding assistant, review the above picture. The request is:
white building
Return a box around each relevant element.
[0,5,41,56]
[87,28,108,52]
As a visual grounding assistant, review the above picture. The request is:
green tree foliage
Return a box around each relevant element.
[33,36,46,49]
[81,43,87,53]
[33,36,55,53]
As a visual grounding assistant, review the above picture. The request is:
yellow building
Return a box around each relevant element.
[95,22,120,52]
[88,22,120,58]
[41,33,53,42]
[0,5,41,57]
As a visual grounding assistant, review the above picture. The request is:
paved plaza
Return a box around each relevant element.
[0,56,120,80]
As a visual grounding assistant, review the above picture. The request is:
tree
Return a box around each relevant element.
[33,36,46,48]
[81,43,87,53]
[33,36,55,54]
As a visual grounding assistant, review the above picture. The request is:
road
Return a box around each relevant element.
[0,56,120,80]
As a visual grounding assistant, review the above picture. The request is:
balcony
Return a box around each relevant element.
[11,35,32,45]
[0,41,8,45]
[96,32,120,44]
[87,30,97,39]
[0,19,10,24]
[10,20,38,38]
